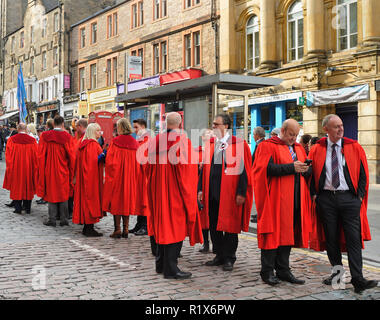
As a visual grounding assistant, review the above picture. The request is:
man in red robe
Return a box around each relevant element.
[252,119,311,286]
[38,115,75,227]
[3,123,38,214]
[130,118,150,236]
[198,114,253,272]
[309,114,377,294]
[146,112,203,279]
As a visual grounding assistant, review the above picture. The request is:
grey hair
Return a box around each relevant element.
[253,126,266,138]
[322,114,339,128]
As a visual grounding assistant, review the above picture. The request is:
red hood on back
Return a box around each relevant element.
[41,130,72,145]
[112,134,139,150]
[10,133,36,144]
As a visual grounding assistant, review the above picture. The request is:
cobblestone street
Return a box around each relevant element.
[0,160,379,301]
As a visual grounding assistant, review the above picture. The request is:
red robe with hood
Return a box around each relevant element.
[252,136,312,250]
[146,130,203,245]
[308,137,371,251]
[72,139,104,225]
[3,133,38,200]
[199,136,253,233]
[37,130,75,203]
[135,133,151,217]
[102,134,140,216]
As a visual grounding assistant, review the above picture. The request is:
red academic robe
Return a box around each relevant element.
[135,133,151,217]
[199,136,253,233]
[308,137,371,251]
[72,139,104,225]
[252,137,312,250]
[146,131,203,245]
[3,133,38,200]
[102,134,140,216]
[37,130,75,203]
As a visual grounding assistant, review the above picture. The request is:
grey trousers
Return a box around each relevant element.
[48,201,69,224]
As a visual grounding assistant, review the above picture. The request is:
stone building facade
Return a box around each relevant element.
[220,0,380,183]
[0,0,115,124]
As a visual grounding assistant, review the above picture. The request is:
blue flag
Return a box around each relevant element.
[17,63,28,123]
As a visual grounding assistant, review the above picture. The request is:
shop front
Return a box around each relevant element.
[62,94,80,126]
[87,85,118,114]
[227,91,303,149]
[35,101,60,125]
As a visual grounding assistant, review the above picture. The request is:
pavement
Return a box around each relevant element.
[0,158,379,302]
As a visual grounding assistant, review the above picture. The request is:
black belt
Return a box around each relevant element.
[322,190,350,195]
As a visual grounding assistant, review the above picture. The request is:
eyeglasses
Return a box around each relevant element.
[212,122,224,126]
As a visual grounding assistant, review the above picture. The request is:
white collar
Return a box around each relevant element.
[327,137,342,147]
[218,132,230,144]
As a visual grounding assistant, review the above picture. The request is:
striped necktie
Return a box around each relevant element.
[288,145,297,162]
[331,143,340,189]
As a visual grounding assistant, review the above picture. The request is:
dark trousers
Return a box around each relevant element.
[209,198,238,264]
[260,246,291,277]
[14,200,32,212]
[150,236,157,256]
[48,201,68,224]
[156,241,183,276]
[316,190,363,280]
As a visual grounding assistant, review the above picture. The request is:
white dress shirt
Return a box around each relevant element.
[324,138,349,191]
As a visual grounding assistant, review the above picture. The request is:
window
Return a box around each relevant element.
[20,31,24,48]
[153,44,159,74]
[42,51,47,70]
[193,31,200,66]
[161,41,167,72]
[184,34,191,67]
[28,84,33,102]
[288,1,304,61]
[30,26,34,43]
[42,18,47,37]
[132,4,138,28]
[53,47,58,67]
[30,56,35,75]
[107,59,112,86]
[54,12,59,32]
[138,48,144,77]
[107,13,118,38]
[336,0,357,51]
[139,2,144,25]
[132,1,144,28]
[44,81,49,101]
[90,64,97,89]
[184,31,201,67]
[53,78,58,99]
[80,28,86,48]
[79,67,85,92]
[113,57,117,84]
[91,23,97,44]
[11,65,14,82]
[153,0,167,20]
[246,15,260,70]
[39,83,44,101]
[185,0,200,9]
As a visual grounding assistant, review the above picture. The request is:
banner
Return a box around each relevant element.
[17,63,28,123]
[306,84,369,107]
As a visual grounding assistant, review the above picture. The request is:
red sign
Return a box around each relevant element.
[129,74,143,81]
[160,68,202,85]
[88,111,114,147]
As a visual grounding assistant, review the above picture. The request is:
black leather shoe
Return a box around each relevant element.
[129,224,141,234]
[134,227,148,236]
[5,201,15,207]
[261,274,280,286]
[84,228,103,237]
[13,210,22,214]
[43,221,56,227]
[164,271,192,280]
[222,261,234,271]
[322,272,341,286]
[60,221,69,227]
[205,257,224,266]
[351,277,378,294]
[277,272,305,285]
[251,214,257,223]
[199,244,210,253]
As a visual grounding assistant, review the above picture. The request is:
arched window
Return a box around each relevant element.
[246,15,260,70]
[336,0,357,51]
[288,1,304,61]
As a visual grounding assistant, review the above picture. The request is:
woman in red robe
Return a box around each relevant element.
[102,118,140,239]
[72,123,105,237]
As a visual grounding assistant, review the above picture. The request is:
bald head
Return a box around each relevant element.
[166,112,182,130]
[280,119,300,146]
[17,123,27,132]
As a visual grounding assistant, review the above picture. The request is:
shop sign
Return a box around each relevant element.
[160,69,202,85]
[306,84,369,107]
[128,75,160,92]
[37,104,58,113]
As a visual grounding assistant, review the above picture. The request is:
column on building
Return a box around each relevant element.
[259,0,277,70]
[305,0,325,59]
[219,0,237,73]
[358,86,380,183]
[362,0,380,46]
